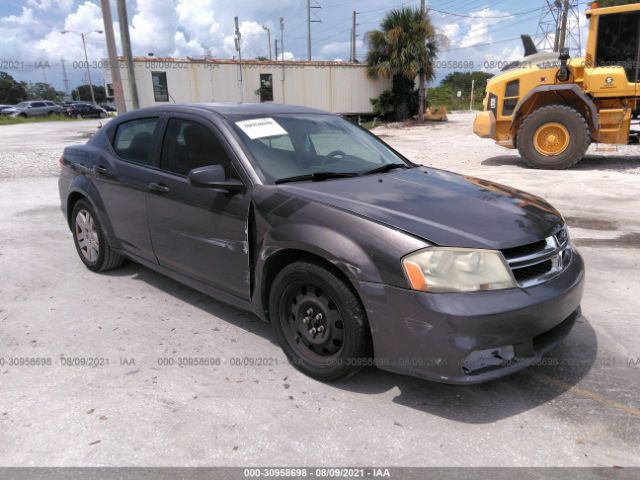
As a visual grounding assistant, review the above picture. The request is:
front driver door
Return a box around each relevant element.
[146,115,251,300]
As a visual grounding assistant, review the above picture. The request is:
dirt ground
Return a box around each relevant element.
[0,113,639,467]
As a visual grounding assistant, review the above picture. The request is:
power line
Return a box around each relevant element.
[429,6,544,19]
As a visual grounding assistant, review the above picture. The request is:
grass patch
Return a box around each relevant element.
[0,114,85,126]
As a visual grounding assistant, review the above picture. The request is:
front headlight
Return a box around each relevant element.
[402,247,517,293]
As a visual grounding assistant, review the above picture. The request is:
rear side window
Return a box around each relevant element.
[113,118,159,165]
[32,102,45,107]
[160,118,233,177]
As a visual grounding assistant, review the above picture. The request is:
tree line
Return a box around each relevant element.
[0,71,108,104]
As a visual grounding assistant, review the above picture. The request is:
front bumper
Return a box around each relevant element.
[357,250,585,384]
[473,111,496,139]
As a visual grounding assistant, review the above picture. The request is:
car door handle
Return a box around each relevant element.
[93,165,110,176]
[148,182,171,194]
[72,163,92,174]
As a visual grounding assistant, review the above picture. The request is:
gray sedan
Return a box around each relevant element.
[2,101,63,117]
[58,103,584,384]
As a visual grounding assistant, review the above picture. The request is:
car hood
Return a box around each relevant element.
[277,167,564,249]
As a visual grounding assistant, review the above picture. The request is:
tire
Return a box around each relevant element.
[71,199,123,272]
[269,261,372,382]
[18,113,27,118]
[76,113,83,119]
[517,104,590,169]
[99,111,107,119]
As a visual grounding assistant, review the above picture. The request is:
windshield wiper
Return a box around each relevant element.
[275,172,360,185]
[362,163,410,176]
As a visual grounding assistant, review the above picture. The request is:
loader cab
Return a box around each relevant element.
[594,10,640,82]
[584,4,640,95]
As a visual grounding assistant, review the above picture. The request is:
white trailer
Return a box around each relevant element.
[105,57,391,115]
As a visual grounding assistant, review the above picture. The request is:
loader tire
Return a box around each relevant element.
[517,104,590,170]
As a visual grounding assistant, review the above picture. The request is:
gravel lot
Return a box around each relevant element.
[0,113,639,467]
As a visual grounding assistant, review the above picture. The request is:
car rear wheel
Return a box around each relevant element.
[517,105,590,169]
[99,111,107,118]
[269,261,372,381]
[71,200,123,272]
[76,113,83,119]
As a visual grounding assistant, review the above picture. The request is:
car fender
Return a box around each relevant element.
[263,222,382,281]
[66,174,120,249]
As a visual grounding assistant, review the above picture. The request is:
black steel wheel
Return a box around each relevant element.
[269,261,372,381]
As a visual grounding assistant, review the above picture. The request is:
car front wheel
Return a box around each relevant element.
[71,200,123,272]
[269,261,372,381]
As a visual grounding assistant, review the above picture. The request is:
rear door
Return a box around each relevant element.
[91,116,162,262]
[146,114,251,300]
[30,102,46,116]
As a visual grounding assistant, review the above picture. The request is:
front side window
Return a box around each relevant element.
[160,118,233,177]
[230,114,410,183]
[113,117,159,164]
[596,12,640,81]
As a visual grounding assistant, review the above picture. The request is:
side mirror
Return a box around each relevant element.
[188,164,244,193]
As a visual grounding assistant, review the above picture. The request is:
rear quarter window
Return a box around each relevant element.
[113,118,159,165]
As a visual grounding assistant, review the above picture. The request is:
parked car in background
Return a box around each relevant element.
[0,104,14,113]
[1,100,62,117]
[66,103,107,119]
[100,103,116,112]
[58,103,585,385]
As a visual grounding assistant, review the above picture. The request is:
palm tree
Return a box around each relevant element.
[366,7,439,121]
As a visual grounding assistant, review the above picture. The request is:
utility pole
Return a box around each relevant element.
[280,17,285,61]
[60,29,102,105]
[61,57,70,99]
[99,0,126,113]
[81,33,95,104]
[351,11,358,62]
[263,25,272,60]
[275,39,279,62]
[234,16,243,101]
[469,79,475,111]
[535,0,581,55]
[280,17,285,102]
[307,0,321,60]
[557,0,570,52]
[418,0,426,122]
[117,0,139,110]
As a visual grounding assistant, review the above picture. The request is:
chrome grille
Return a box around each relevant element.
[501,227,571,288]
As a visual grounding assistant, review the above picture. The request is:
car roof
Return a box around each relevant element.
[128,102,332,117]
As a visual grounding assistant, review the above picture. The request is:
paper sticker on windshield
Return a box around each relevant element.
[235,118,288,140]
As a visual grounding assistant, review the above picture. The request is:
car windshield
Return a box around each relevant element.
[229,114,410,184]
[14,102,29,108]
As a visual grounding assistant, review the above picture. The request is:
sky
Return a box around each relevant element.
[0,0,590,93]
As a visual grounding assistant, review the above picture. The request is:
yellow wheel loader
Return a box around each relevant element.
[473,2,640,169]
